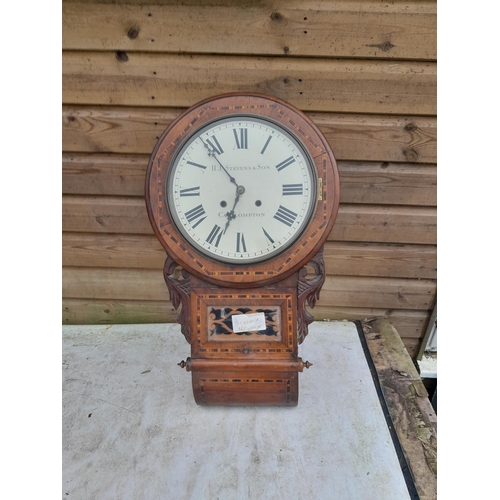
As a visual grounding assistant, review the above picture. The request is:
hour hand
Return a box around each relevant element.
[223,193,240,234]
[223,210,236,234]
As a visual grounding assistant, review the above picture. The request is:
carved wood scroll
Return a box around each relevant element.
[163,256,191,343]
[165,246,325,347]
[297,246,326,344]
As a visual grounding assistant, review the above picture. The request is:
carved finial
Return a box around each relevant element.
[178,360,187,369]
[304,360,313,369]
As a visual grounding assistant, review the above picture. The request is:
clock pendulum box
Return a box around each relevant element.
[145,93,340,406]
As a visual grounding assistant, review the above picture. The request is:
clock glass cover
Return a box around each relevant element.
[166,115,317,264]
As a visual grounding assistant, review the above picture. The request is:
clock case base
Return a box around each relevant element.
[191,369,300,407]
[165,248,325,406]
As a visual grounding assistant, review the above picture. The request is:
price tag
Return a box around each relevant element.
[232,312,267,333]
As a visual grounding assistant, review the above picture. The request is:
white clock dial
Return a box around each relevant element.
[166,116,317,263]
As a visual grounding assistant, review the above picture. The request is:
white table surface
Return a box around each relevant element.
[62,321,411,500]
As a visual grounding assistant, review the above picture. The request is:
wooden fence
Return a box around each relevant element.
[62,0,437,357]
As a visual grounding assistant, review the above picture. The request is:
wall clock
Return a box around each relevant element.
[145,93,340,406]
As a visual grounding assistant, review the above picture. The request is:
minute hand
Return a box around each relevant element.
[202,140,239,189]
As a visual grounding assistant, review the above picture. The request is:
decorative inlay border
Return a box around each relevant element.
[194,292,294,354]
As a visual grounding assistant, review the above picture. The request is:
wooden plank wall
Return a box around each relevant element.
[62,0,437,357]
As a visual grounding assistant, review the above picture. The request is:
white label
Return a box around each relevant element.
[232,312,267,333]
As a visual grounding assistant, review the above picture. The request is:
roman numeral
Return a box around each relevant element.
[275,156,296,172]
[206,135,224,155]
[206,224,223,247]
[236,232,247,253]
[282,184,303,196]
[184,204,206,228]
[233,128,248,149]
[180,186,200,197]
[260,135,272,155]
[186,160,208,170]
[273,205,298,227]
[262,227,274,244]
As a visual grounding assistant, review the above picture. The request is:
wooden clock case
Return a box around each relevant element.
[145,93,340,406]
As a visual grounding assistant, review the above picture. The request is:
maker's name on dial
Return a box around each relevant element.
[211,165,272,171]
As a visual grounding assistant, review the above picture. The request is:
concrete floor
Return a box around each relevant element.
[62,321,411,500]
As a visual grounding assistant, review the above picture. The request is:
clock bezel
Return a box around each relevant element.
[164,113,318,265]
[145,93,340,288]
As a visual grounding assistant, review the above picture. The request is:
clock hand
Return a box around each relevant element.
[200,139,245,234]
[223,185,245,234]
[202,140,239,189]
[223,196,238,234]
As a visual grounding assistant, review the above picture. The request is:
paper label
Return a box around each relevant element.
[231,312,267,333]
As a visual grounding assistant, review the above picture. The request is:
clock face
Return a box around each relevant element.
[166,116,317,264]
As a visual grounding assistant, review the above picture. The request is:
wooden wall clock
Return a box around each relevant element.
[145,93,340,406]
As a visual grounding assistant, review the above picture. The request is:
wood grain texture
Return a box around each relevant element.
[63,267,169,301]
[328,204,436,244]
[62,106,437,163]
[62,51,436,115]
[62,267,435,311]
[63,1,436,60]
[366,319,437,499]
[62,106,181,154]
[311,308,430,339]
[62,153,148,196]
[397,338,420,359]
[62,195,148,234]
[316,276,435,311]
[62,232,166,269]
[337,162,436,205]
[63,233,436,280]
[322,242,436,279]
[62,153,437,206]
[62,298,178,324]
[62,195,436,244]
